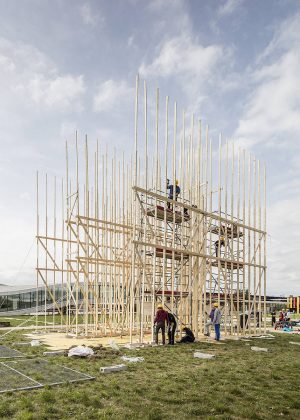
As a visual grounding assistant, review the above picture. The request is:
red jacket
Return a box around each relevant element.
[154,309,168,324]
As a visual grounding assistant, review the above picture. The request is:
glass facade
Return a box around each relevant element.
[0,285,101,313]
[0,286,63,313]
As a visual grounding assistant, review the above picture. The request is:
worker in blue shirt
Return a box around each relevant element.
[167,179,180,209]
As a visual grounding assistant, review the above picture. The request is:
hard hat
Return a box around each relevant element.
[175,179,179,185]
[157,303,163,309]
[213,303,219,307]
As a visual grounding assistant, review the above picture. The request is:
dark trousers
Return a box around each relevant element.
[215,241,225,257]
[155,322,166,344]
[215,323,220,341]
[179,335,195,343]
[168,323,176,345]
[167,194,179,210]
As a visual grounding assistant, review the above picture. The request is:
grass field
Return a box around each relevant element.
[0,322,299,419]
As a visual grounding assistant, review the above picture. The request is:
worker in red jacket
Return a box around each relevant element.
[154,303,169,345]
[279,309,284,322]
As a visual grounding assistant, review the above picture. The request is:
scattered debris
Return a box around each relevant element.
[251,346,268,352]
[30,340,40,347]
[43,350,66,357]
[121,356,144,363]
[108,340,120,351]
[194,352,215,359]
[100,364,127,373]
[124,343,143,350]
[240,339,252,342]
[68,346,94,358]
[289,341,300,346]
[256,336,275,340]
[250,334,275,339]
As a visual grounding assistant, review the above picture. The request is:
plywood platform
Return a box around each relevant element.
[210,259,244,270]
[147,205,190,223]
[209,224,243,238]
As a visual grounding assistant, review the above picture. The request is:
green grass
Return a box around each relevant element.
[0,314,85,328]
[0,323,299,419]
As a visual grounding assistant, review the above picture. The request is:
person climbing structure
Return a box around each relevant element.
[215,235,225,257]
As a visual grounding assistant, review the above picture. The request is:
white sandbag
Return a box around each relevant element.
[30,340,40,347]
[194,352,215,359]
[68,345,94,357]
[121,356,144,363]
[251,346,268,352]
[256,336,275,340]
[100,364,127,373]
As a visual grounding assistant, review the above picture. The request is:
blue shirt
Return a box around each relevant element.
[168,185,180,196]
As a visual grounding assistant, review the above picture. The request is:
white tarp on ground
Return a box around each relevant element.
[68,346,94,357]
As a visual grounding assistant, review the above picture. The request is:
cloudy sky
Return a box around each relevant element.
[0,0,299,295]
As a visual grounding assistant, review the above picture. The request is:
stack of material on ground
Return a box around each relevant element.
[251,346,268,352]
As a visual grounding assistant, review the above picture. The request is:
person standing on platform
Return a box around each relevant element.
[167,311,177,345]
[167,179,180,209]
[212,302,222,341]
[215,235,225,257]
[154,303,168,345]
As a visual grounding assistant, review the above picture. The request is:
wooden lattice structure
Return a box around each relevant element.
[36,76,267,341]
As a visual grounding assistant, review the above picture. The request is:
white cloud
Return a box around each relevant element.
[93,79,132,113]
[0,37,86,112]
[148,0,184,12]
[0,216,35,285]
[147,0,190,37]
[27,74,85,110]
[218,0,244,16]
[232,14,300,296]
[127,35,134,48]
[268,198,300,295]
[60,121,78,140]
[235,14,300,150]
[140,34,224,79]
[79,2,104,26]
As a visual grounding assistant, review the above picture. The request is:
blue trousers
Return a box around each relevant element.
[214,324,220,341]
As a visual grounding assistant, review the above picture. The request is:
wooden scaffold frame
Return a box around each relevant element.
[36,76,267,341]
